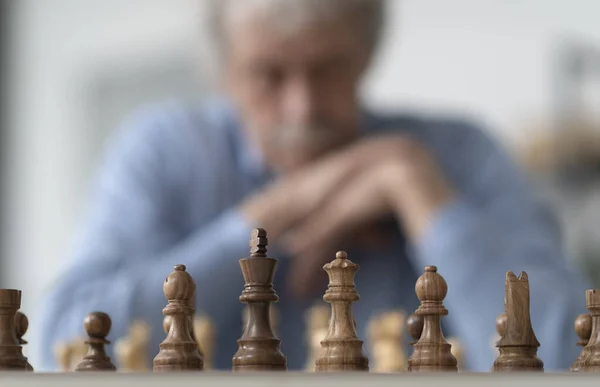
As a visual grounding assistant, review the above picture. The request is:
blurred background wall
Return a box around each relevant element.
[2,0,600,365]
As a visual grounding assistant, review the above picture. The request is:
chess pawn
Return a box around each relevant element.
[114,320,151,371]
[305,327,328,372]
[153,264,203,371]
[493,272,543,372]
[54,341,72,371]
[315,251,369,372]
[15,311,33,371]
[579,290,600,371]
[407,313,424,346]
[407,266,457,372]
[74,312,116,371]
[368,311,407,372]
[570,313,592,372]
[194,316,216,370]
[232,228,286,371]
[304,302,330,371]
[490,312,507,358]
[446,337,463,370]
[0,289,29,370]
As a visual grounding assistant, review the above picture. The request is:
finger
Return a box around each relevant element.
[286,248,331,300]
[286,173,384,256]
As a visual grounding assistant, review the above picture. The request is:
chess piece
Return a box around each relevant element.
[0,289,29,370]
[114,320,151,371]
[232,228,286,371]
[490,312,507,358]
[407,266,457,372]
[54,341,72,371]
[368,310,407,372]
[194,315,216,369]
[53,337,87,371]
[570,313,592,372]
[153,264,203,371]
[315,251,369,372]
[407,312,424,346]
[304,302,330,371]
[305,327,328,372]
[15,311,33,371]
[446,337,463,370]
[74,312,116,371]
[493,271,543,372]
[579,290,600,371]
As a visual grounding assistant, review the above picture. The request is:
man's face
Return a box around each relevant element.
[222,8,371,172]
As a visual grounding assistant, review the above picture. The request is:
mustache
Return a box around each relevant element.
[267,123,342,147]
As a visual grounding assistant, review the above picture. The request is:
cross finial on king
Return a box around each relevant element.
[250,228,268,257]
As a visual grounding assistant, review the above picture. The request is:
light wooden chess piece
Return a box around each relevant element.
[194,315,216,370]
[368,310,407,372]
[570,313,592,372]
[407,266,457,372]
[15,311,34,371]
[446,337,463,370]
[153,264,203,371]
[493,272,543,372]
[232,228,286,371]
[315,251,369,372]
[304,302,330,371]
[0,290,29,370]
[74,312,117,371]
[490,312,507,359]
[54,337,87,371]
[578,290,600,371]
[114,320,151,371]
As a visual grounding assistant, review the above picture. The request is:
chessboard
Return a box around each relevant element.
[1,228,600,386]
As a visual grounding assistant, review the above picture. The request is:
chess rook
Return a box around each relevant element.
[232,228,286,371]
[315,251,369,372]
[407,266,457,372]
[0,289,29,370]
[570,313,592,372]
[579,290,600,371]
[15,311,33,371]
[75,312,117,371]
[153,264,204,371]
[493,271,543,372]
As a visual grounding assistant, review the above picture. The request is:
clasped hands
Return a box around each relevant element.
[240,134,455,298]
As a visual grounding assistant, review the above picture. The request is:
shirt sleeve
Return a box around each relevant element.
[410,122,589,372]
[29,106,253,371]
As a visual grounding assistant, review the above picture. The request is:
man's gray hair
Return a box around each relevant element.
[206,0,387,57]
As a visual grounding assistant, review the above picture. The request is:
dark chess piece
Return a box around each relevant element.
[315,251,369,372]
[15,311,33,371]
[0,289,29,370]
[407,266,457,372]
[493,272,543,372]
[407,312,424,346]
[578,290,600,372]
[153,264,203,371]
[232,228,286,371]
[75,312,116,371]
[570,313,592,372]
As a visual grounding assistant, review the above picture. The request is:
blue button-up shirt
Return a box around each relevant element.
[31,97,589,372]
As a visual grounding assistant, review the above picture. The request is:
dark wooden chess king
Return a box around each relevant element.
[232,228,287,371]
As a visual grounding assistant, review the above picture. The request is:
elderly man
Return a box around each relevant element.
[33,0,587,371]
